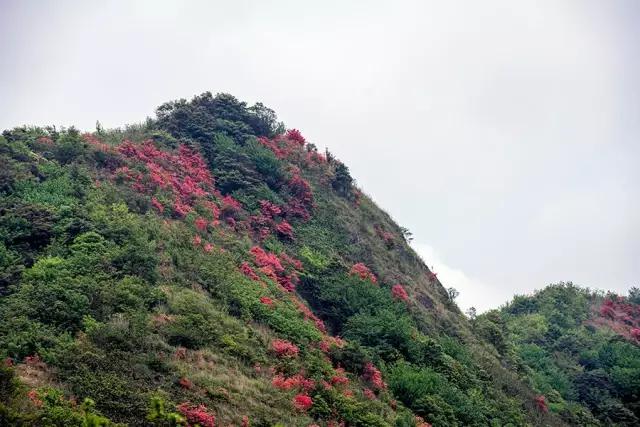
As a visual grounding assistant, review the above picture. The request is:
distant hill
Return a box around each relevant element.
[475,282,640,426]
[0,92,636,426]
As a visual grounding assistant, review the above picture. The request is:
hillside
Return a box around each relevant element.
[474,283,640,426]
[0,92,633,426]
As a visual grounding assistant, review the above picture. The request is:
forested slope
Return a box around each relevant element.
[0,92,621,426]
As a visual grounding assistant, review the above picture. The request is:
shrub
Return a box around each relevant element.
[292,394,313,411]
[349,263,377,284]
[177,402,216,427]
[271,339,299,358]
[391,284,409,302]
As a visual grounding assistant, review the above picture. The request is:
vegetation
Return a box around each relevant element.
[0,92,636,426]
[474,283,640,426]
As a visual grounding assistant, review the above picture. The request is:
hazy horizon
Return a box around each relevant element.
[2,0,638,312]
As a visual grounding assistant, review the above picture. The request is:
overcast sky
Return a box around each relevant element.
[2,0,638,312]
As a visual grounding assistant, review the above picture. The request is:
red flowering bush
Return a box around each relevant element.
[179,377,194,389]
[330,369,349,387]
[116,140,215,219]
[275,220,294,240]
[534,395,548,413]
[250,247,285,273]
[286,170,314,220]
[595,297,640,342]
[260,296,274,306]
[272,374,299,391]
[374,224,395,248]
[280,252,303,271]
[391,284,409,302]
[363,388,376,400]
[27,389,43,407]
[176,402,216,427]
[82,133,113,152]
[600,303,616,320]
[363,362,386,390]
[272,374,315,392]
[240,262,260,281]
[349,263,377,284]
[259,200,282,218]
[250,200,295,240]
[195,217,208,232]
[249,247,301,292]
[293,394,313,411]
[151,197,164,213]
[286,129,306,145]
[271,339,299,358]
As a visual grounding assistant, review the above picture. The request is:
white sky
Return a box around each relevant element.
[1,0,638,312]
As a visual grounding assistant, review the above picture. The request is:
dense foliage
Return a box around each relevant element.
[475,283,640,426]
[0,92,633,426]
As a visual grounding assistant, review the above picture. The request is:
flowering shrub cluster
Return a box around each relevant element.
[374,224,395,248]
[286,169,314,220]
[249,246,301,292]
[195,217,209,232]
[363,388,376,400]
[259,129,326,170]
[318,335,346,354]
[330,369,349,387]
[220,195,242,218]
[179,377,194,390]
[363,362,386,390]
[176,402,216,427]
[260,296,274,306]
[249,200,295,241]
[27,389,43,407]
[250,246,284,274]
[115,140,217,218]
[349,263,378,284]
[292,394,313,411]
[272,374,315,392]
[82,133,114,153]
[595,297,640,342]
[151,197,164,213]
[240,262,260,281]
[271,339,300,358]
[391,284,409,302]
[286,129,306,145]
[534,395,548,413]
[275,220,294,240]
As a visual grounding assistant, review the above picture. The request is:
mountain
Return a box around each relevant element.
[0,92,636,426]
